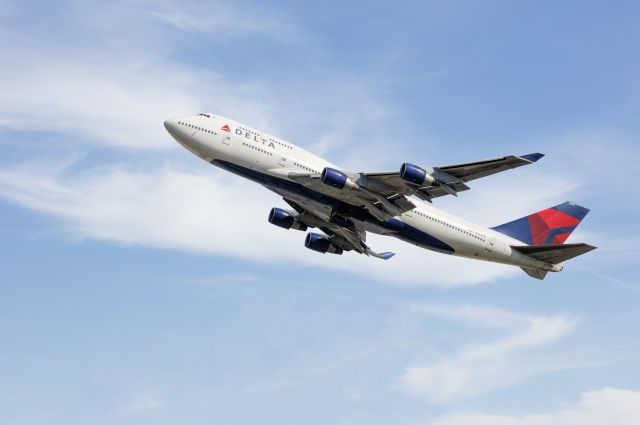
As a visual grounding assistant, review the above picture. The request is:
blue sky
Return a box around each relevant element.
[1,0,639,424]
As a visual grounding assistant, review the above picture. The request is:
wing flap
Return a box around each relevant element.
[283,197,394,259]
[288,171,416,218]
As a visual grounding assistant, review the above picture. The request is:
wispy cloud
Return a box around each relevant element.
[143,0,301,41]
[0,0,605,287]
[0,29,261,150]
[183,273,268,287]
[0,158,564,286]
[400,304,579,403]
[0,0,390,154]
[427,387,640,425]
[116,388,164,415]
[590,272,640,293]
[0,160,517,286]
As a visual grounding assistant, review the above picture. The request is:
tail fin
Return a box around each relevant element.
[492,201,590,245]
[520,267,548,280]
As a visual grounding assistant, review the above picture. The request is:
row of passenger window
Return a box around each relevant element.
[242,142,273,156]
[179,121,218,136]
[413,210,485,241]
[238,126,292,150]
[293,161,318,173]
[272,139,293,150]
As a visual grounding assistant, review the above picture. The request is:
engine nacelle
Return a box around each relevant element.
[304,233,344,255]
[268,208,308,231]
[320,167,359,190]
[400,163,435,186]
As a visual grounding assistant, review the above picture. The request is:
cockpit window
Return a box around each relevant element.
[198,113,211,118]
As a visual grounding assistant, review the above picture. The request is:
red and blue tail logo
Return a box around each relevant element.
[491,202,590,246]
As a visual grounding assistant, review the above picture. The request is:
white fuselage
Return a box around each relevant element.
[164,113,561,272]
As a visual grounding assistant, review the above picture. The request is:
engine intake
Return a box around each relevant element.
[304,233,343,255]
[268,208,308,231]
[321,167,358,190]
[400,163,435,186]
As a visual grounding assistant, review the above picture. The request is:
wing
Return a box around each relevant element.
[362,153,544,202]
[287,153,542,220]
[283,198,394,260]
[288,172,416,222]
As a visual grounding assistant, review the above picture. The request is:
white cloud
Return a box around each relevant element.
[400,304,578,403]
[590,272,640,293]
[0,0,390,154]
[0,29,264,150]
[144,0,300,40]
[0,160,556,287]
[428,388,640,425]
[0,1,595,286]
[433,166,581,228]
[0,0,300,150]
[116,390,163,415]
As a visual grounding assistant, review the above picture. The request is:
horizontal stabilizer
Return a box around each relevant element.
[520,267,548,280]
[512,243,596,264]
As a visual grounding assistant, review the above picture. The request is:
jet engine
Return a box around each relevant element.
[399,163,435,186]
[304,233,344,255]
[268,208,308,231]
[320,167,359,190]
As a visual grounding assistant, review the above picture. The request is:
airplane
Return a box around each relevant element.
[164,113,596,280]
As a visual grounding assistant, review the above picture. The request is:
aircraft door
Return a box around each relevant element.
[278,155,286,166]
[484,236,496,252]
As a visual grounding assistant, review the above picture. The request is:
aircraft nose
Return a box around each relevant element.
[164,117,187,147]
[164,118,177,133]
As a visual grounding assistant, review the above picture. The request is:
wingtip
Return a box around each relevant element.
[365,249,396,260]
[521,153,545,162]
[555,201,590,219]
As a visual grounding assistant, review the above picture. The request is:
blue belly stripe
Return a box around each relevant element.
[212,160,454,254]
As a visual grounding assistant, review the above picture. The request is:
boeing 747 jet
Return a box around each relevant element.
[165,113,595,279]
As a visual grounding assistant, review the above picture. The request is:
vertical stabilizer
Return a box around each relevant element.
[492,201,590,245]
[520,267,548,280]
